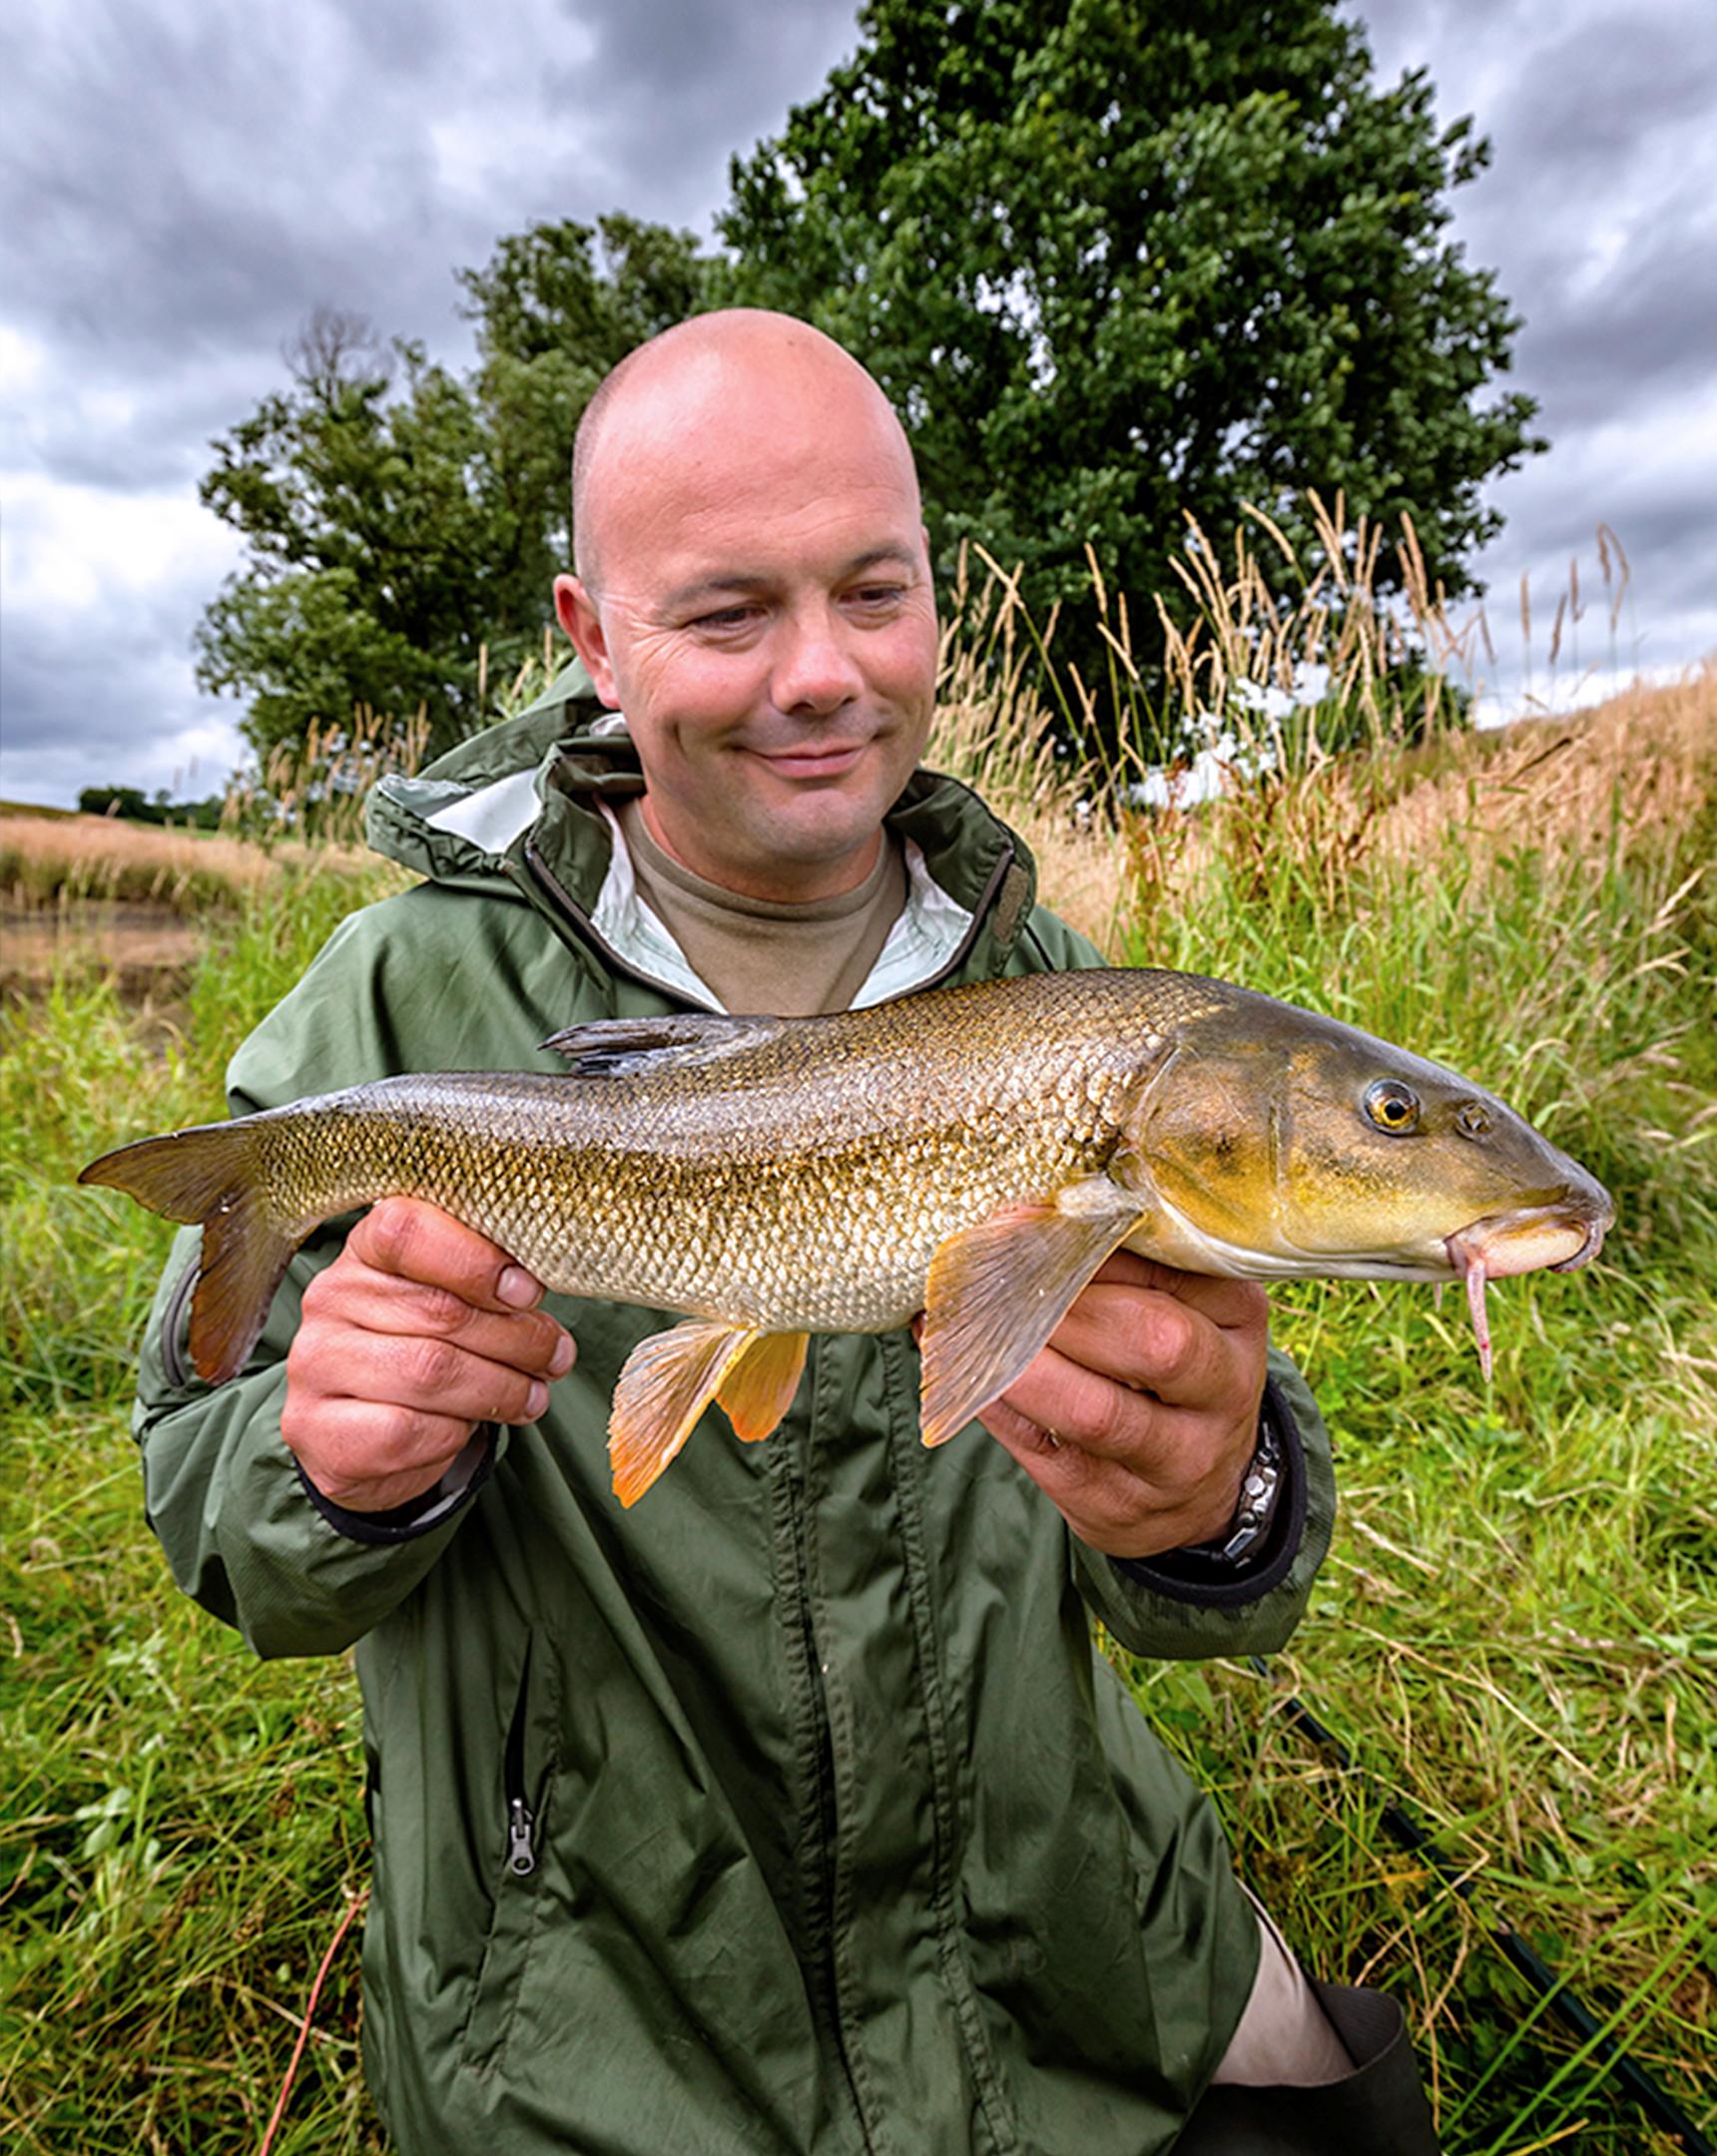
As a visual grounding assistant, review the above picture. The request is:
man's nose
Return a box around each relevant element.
[772,605,864,714]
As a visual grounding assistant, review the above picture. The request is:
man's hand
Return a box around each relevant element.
[976,1254,1270,1560]
[282,1197,576,1514]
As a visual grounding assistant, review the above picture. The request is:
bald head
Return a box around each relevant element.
[549,305,938,902]
[571,310,919,593]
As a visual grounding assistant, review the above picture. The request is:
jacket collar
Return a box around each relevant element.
[364,662,1039,995]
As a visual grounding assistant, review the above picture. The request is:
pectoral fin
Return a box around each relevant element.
[917,1178,1146,1447]
[609,1320,808,1506]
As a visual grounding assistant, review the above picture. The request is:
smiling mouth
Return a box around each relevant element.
[754,741,871,778]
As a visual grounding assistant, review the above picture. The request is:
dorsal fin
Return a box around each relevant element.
[541,1013,787,1077]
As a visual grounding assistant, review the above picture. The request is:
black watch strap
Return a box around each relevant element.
[1108,1376,1307,1606]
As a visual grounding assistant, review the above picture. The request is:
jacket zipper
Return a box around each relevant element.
[773,1375,888,2153]
[520,837,725,1011]
[504,1640,537,1878]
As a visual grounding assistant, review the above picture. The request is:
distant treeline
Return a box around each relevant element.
[79,787,227,829]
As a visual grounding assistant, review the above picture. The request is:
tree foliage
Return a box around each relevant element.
[196,219,712,760]
[718,0,1545,727]
[198,7,1543,765]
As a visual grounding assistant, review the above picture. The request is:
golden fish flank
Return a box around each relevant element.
[79,968,1614,1507]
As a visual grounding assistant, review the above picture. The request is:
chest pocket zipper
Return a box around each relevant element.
[460,1636,546,2073]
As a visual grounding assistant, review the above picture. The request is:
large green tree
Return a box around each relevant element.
[719,0,1544,720]
[196,217,711,760]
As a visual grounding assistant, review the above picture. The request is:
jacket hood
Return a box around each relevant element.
[364,658,617,893]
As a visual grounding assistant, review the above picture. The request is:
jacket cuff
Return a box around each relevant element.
[294,1426,498,1545]
[1107,1376,1308,1611]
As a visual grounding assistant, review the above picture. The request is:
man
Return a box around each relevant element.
[133,310,1436,2151]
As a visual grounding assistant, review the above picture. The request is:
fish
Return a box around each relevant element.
[79,967,1614,1506]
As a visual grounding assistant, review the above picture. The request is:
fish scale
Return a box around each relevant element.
[80,967,1613,1506]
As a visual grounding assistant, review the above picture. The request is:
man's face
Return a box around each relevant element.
[556,344,938,903]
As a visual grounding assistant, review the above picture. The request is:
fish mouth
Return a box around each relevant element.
[1449,1205,1609,1282]
[1443,1201,1613,1378]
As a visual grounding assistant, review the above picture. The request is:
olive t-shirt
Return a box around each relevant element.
[616,798,908,1017]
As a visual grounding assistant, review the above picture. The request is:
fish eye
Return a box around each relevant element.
[1365,1079,1421,1135]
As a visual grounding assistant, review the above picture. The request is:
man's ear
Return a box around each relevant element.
[554,575,620,708]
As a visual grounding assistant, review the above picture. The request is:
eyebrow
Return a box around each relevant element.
[660,545,921,612]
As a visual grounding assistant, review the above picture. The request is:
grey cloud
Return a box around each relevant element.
[1507,434,1717,584]
[1517,245,1717,428]
[565,0,855,107]
[12,353,295,494]
[7,2,546,359]
[4,0,860,382]
[1350,0,1717,624]
[1,576,245,802]
[544,0,859,232]
[3,0,1712,807]
[1479,7,1717,163]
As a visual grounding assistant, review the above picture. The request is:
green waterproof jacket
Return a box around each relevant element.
[133,675,1337,2156]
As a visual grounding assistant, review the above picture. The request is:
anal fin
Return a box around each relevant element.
[918,1178,1144,1447]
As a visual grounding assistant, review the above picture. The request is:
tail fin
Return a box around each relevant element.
[80,1124,300,1384]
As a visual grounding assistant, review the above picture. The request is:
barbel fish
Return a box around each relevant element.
[80,968,1613,1505]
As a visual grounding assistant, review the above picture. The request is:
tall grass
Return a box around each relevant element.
[953,520,1715,2151]
[1111,668,1716,2152]
[3,529,1713,2152]
[2,868,406,2153]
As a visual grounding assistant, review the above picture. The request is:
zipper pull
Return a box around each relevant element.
[506,1795,536,1878]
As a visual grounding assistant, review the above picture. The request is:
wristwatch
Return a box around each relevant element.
[1183,1399,1286,1566]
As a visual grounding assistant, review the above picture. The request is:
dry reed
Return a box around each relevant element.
[928,552,1129,955]
[233,704,430,852]
[0,812,278,915]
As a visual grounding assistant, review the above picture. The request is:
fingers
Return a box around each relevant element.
[348,1196,552,1319]
[282,1198,576,1514]
[999,1256,1267,1447]
[981,1346,1252,1554]
[979,1258,1271,1559]
[1044,1254,1267,1403]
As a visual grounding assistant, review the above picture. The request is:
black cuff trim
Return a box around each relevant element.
[295,1426,498,1546]
[1109,1377,1309,1609]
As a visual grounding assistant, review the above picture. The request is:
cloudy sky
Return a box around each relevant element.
[3,0,1713,808]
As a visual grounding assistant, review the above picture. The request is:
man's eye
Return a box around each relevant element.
[848,584,905,610]
[692,605,762,631]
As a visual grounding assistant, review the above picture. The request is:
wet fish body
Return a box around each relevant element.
[79,968,1614,1504]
